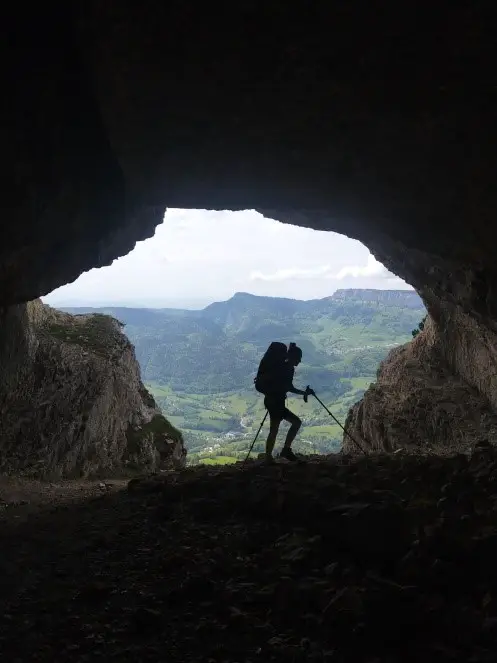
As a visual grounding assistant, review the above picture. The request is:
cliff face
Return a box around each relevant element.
[332,289,424,309]
[344,314,497,454]
[0,301,186,478]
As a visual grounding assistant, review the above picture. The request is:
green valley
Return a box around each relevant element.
[62,288,425,464]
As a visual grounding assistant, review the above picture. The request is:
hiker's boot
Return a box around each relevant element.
[265,453,276,464]
[280,448,300,463]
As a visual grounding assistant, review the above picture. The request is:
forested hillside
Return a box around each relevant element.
[62,289,425,462]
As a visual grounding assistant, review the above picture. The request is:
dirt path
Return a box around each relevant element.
[0,476,128,524]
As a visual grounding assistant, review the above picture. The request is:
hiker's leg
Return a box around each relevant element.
[264,395,284,458]
[265,416,281,456]
[283,410,301,449]
[279,410,302,462]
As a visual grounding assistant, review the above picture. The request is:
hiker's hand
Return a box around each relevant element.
[303,385,314,402]
[306,386,315,397]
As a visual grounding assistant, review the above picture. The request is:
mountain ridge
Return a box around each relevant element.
[59,290,425,397]
[58,289,426,461]
[59,288,421,316]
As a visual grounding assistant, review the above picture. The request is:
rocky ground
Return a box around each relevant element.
[0,476,128,524]
[1,446,497,662]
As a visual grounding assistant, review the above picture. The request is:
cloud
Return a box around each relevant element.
[250,253,401,286]
[329,254,388,280]
[250,265,332,281]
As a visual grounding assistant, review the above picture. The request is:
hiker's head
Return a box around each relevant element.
[287,342,302,366]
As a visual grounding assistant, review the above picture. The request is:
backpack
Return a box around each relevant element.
[254,342,288,395]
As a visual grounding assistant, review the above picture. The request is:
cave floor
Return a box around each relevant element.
[0,451,496,662]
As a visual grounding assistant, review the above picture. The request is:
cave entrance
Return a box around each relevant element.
[43,209,419,465]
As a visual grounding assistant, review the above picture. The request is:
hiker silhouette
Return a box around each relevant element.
[254,342,314,463]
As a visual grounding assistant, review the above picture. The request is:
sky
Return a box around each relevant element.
[43,209,411,309]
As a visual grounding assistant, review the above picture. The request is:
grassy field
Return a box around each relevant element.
[146,376,371,465]
[201,456,238,465]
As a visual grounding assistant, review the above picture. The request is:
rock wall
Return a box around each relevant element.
[0,301,186,478]
[4,3,495,308]
[344,315,497,454]
[332,289,424,309]
[2,4,496,460]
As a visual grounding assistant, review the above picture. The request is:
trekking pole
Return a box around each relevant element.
[243,410,269,467]
[312,393,367,455]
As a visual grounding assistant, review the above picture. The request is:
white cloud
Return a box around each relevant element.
[330,254,390,280]
[43,209,412,308]
[250,252,404,288]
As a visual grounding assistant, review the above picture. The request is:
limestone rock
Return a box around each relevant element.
[0,301,186,478]
[344,315,497,454]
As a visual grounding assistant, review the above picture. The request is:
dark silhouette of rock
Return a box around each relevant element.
[1,450,497,660]
[1,2,496,460]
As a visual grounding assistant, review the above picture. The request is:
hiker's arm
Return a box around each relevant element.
[290,385,315,397]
